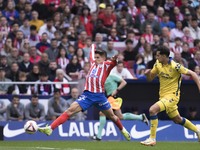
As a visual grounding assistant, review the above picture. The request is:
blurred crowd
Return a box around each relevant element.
[0,0,200,120]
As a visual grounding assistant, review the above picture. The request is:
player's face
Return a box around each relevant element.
[95,54,105,64]
[156,51,165,63]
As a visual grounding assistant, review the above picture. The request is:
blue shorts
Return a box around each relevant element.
[76,90,111,111]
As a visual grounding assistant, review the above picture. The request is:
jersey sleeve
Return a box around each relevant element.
[174,63,189,74]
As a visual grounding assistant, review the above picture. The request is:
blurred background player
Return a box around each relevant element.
[90,73,149,141]
[141,46,200,146]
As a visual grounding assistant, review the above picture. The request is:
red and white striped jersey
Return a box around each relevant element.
[84,44,116,93]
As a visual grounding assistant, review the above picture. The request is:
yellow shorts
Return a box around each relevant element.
[156,94,180,118]
[108,96,123,110]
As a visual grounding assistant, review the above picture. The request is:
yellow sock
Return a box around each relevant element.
[182,118,198,133]
[150,115,158,139]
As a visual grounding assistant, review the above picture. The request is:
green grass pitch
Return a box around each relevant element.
[0,141,200,150]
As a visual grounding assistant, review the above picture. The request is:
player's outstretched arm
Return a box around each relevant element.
[187,70,200,92]
[145,69,156,82]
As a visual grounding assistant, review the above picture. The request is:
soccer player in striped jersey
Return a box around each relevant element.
[38,44,131,140]
[141,46,200,146]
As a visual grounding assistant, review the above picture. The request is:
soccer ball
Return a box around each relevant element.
[24,120,38,134]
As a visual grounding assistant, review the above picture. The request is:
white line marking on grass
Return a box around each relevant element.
[36,147,60,149]
[0,146,86,150]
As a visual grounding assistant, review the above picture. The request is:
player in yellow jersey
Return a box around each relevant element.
[140,46,200,146]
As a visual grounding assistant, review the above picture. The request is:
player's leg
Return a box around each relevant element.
[39,92,92,136]
[38,101,82,135]
[141,102,161,146]
[121,110,149,126]
[90,111,106,141]
[170,112,200,142]
[102,108,131,141]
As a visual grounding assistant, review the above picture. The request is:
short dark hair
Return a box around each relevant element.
[12,95,19,99]
[30,25,37,31]
[157,46,170,57]
[125,39,133,45]
[32,94,38,99]
[95,49,107,58]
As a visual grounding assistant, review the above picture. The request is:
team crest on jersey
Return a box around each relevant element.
[89,68,99,78]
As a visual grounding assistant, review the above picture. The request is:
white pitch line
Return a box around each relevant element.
[0,147,86,150]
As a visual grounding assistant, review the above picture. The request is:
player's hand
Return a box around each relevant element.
[111,55,118,61]
[144,69,151,75]
[111,90,118,97]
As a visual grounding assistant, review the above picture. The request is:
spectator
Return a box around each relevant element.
[182,11,192,28]
[188,17,200,40]
[83,36,92,58]
[107,28,120,42]
[32,0,49,20]
[29,11,44,32]
[174,51,188,68]
[0,55,10,74]
[25,94,45,121]
[2,1,19,25]
[17,10,26,26]
[79,6,92,32]
[110,61,135,79]
[6,62,20,82]
[84,0,97,13]
[0,38,12,57]
[29,46,41,64]
[117,18,130,41]
[54,69,70,96]
[47,89,67,120]
[14,71,31,95]
[116,6,133,28]
[20,39,31,54]
[142,24,154,44]
[188,51,200,70]
[123,39,138,61]
[38,18,56,40]
[127,0,139,22]
[155,6,165,23]
[66,55,82,80]
[48,61,59,81]
[34,72,54,95]
[0,16,10,38]
[142,43,153,64]
[134,5,148,32]
[182,27,194,43]
[98,4,116,29]
[141,11,161,35]
[24,2,32,20]
[160,12,175,29]
[56,47,69,72]
[0,100,6,121]
[18,53,33,74]
[45,39,59,61]
[8,22,20,41]
[12,30,24,49]
[6,95,24,121]
[36,33,51,53]
[38,53,50,73]
[170,20,184,41]
[27,64,40,82]
[28,25,40,47]
[0,67,12,94]
[74,30,87,49]
[66,87,87,121]
[94,33,107,51]
[181,42,192,62]
[19,18,30,38]
[58,35,71,54]
[160,27,170,43]
[76,48,88,68]
[65,26,78,41]
[71,16,85,36]
[105,41,119,59]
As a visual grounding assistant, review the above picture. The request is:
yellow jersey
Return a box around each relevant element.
[151,59,189,98]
